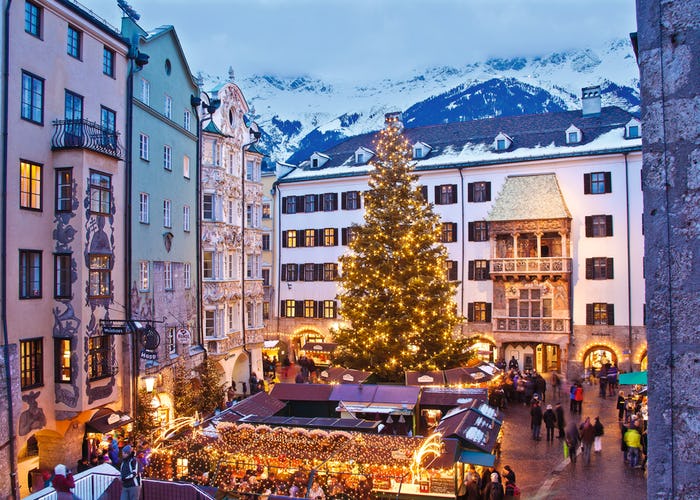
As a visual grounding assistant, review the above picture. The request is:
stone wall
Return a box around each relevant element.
[1,344,21,499]
[637,0,700,497]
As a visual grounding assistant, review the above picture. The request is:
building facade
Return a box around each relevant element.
[121,15,203,425]
[2,0,129,494]
[275,89,646,379]
[199,78,265,394]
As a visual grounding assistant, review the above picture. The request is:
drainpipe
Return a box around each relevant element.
[457,167,466,337]
[624,152,633,372]
[125,43,136,416]
[2,0,19,497]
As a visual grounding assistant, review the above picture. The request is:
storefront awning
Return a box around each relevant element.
[263,340,280,349]
[86,408,133,434]
[337,402,415,415]
[302,342,337,353]
[459,450,496,467]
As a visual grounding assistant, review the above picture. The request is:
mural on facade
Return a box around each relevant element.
[18,391,46,436]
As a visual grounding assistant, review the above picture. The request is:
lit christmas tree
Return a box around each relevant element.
[333,113,471,382]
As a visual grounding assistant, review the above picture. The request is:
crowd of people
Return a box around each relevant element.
[457,464,520,500]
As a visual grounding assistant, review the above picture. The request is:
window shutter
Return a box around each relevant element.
[357,191,362,209]
[315,264,323,281]
[606,215,613,236]
[297,229,305,247]
[280,301,286,317]
[333,302,338,318]
[583,173,591,194]
[420,186,428,201]
[607,258,614,279]
[341,192,347,209]
[468,261,475,280]
[296,195,305,212]
[485,260,490,279]
[604,172,612,193]
[333,228,338,246]
[450,185,458,203]
[585,216,593,237]
[449,261,458,281]
[607,303,615,325]
[341,227,348,245]
[316,301,323,318]
[467,183,474,202]
[315,229,323,246]
[282,231,288,248]
[316,194,322,211]
[298,264,306,282]
[281,264,287,281]
[451,223,458,242]
[485,182,491,201]
[585,258,594,279]
[467,303,474,322]
[586,304,593,325]
[434,186,441,205]
[295,301,303,318]
[281,197,288,214]
[486,303,492,322]
[468,222,475,241]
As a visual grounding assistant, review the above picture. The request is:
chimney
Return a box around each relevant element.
[581,86,601,117]
[384,111,403,130]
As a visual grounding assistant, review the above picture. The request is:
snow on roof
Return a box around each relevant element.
[487,173,571,221]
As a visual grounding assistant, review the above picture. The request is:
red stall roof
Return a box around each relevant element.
[269,383,334,402]
[218,391,286,423]
[405,370,445,386]
[419,387,489,407]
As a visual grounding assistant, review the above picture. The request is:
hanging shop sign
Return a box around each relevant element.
[176,328,192,345]
[140,325,161,360]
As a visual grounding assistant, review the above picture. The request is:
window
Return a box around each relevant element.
[263,203,271,219]
[440,223,458,243]
[304,194,317,213]
[322,300,337,319]
[203,251,214,279]
[103,47,115,77]
[262,234,271,251]
[322,193,337,211]
[467,302,491,322]
[584,172,612,194]
[212,140,221,166]
[163,145,172,170]
[55,168,72,212]
[283,196,297,214]
[304,229,316,247]
[25,1,41,37]
[587,303,614,325]
[183,110,191,131]
[19,250,41,298]
[568,132,579,143]
[323,228,338,246]
[183,155,190,179]
[324,263,338,281]
[304,300,316,318]
[586,257,614,280]
[88,254,111,298]
[139,192,149,223]
[468,221,488,241]
[282,263,298,281]
[445,260,458,281]
[89,172,111,215]
[414,147,423,159]
[21,71,43,124]
[246,160,259,182]
[497,139,507,150]
[262,268,271,287]
[585,215,613,237]
[263,302,270,320]
[468,260,490,280]
[87,335,112,380]
[203,194,214,220]
[183,262,191,288]
[139,261,149,290]
[435,184,458,204]
[20,338,43,389]
[140,78,150,104]
[283,300,296,318]
[54,253,71,298]
[301,263,315,281]
[341,191,361,210]
[166,327,176,355]
[64,90,83,144]
[20,160,42,210]
[100,107,117,148]
[55,338,71,383]
[67,26,81,58]
[246,204,254,227]
[164,261,172,289]
[183,205,190,232]
[628,125,640,138]
[204,310,215,337]
[138,133,150,161]
[341,227,356,246]
[164,95,172,119]
[283,230,298,248]
[468,182,491,203]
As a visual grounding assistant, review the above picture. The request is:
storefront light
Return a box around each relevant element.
[144,376,156,393]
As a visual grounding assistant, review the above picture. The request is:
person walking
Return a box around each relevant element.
[555,402,566,439]
[543,404,557,442]
[551,371,561,399]
[579,417,596,465]
[624,422,643,468]
[530,400,543,441]
[593,416,605,453]
[119,445,142,500]
[51,464,75,500]
[574,383,584,414]
[616,391,626,421]
[565,421,581,465]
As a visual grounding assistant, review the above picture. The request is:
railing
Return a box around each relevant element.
[494,316,570,333]
[51,119,124,159]
[490,257,572,275]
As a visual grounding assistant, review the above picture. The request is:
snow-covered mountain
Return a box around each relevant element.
[212,38,639,167]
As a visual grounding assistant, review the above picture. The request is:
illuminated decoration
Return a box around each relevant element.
[334,113,471,382]
[144,376,156,393]
[410,432,444,483]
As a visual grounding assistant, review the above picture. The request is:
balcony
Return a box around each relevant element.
[490,257,572,279]
[494,316,570,333]
[52,119,123,159]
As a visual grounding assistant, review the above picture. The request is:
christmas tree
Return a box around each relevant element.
[333,113,471,382]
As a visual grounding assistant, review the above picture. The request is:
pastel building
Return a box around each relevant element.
[274,89,646,379]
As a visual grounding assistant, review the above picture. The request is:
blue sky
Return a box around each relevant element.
[79,0,638,82]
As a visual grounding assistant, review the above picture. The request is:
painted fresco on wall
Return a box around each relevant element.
[18,391,46,436]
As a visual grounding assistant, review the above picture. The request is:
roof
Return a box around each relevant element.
[269,383,334,402]
[319,367,372,384]
[217,391,286,423]
[301,342,338,353]
[436,401,503,453]
[419,388,488,408]
[237,414,380,432]
[405,370,445,386]
[331,384,421,405]
[487,174,571,221]
[86,408,133,434]
[203,120,224,135]
[278,106,641,183]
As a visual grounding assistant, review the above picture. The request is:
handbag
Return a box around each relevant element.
[563,441,569,458]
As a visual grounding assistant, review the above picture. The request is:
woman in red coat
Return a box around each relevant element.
[52,464,75,500]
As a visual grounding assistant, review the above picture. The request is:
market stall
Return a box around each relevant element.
[300,342,337,367]
[83,407,133,462]
[319,366,372,384]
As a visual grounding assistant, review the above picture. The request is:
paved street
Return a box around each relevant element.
[497,381,647,499]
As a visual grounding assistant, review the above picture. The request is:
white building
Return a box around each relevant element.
[274,88,645,379]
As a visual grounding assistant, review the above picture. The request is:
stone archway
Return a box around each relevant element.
[582,345,618,373]
[467,335,498,363]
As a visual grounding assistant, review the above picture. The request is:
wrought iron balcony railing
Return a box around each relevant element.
[52,119,123,159]
[494,316,570,333]
[490,257,572,276]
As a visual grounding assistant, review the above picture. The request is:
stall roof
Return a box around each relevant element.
[218,391,286,423]
[459,450,496,467]
[419,388,488,408]
[425,438,460,469]
[337,402,415,415]
[263,340,280,349]
[436,401,502,453]
[330,384,421,405]
[405,370,446,386]
[319,367,372,384]
[302,342,337,353]
[86,408,133,434]
[269,383,334,402]
[238,414,380,431]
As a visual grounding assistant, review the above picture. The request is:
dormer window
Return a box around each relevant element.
[412,141,432,159]
[494,133,512,151]
[309,152,330,169]
[356,153,364,163]
[312,158,318,168]
[415,148,423,159]
[566,124,582,144]
[353,147,374,165]
[625,118,641,139]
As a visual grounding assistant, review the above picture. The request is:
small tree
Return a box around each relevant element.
[334,113,472,382]
[196,356,225,416]
[173,358,197,418]
[132,388,160,441]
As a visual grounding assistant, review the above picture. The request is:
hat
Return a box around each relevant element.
[54,464,67,476]
[122,445,133,455]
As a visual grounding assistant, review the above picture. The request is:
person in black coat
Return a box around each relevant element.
[543,404,557,442]
[530,400,543,441]
[555,402,566,439]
